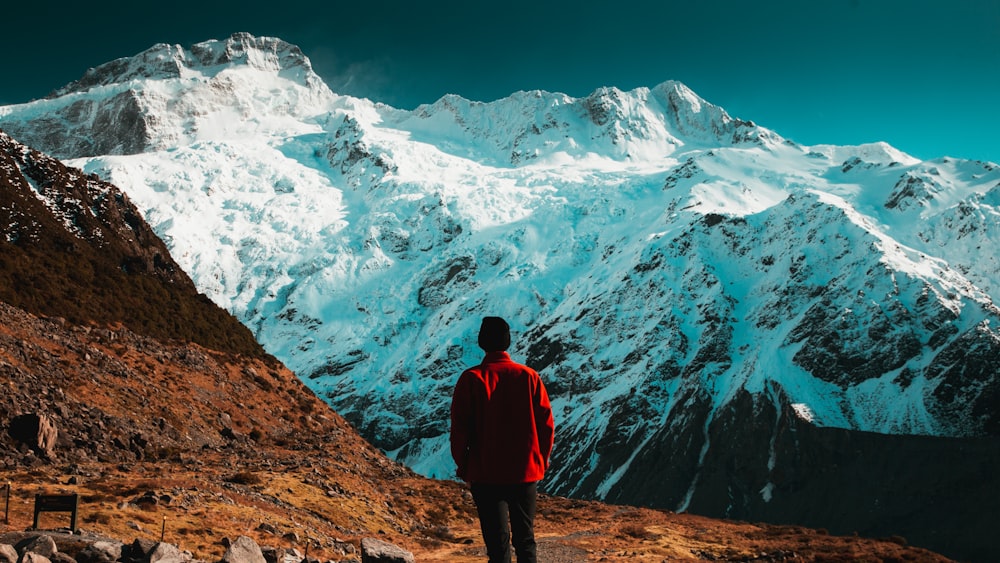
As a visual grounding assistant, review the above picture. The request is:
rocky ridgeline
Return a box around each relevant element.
[0,532,415,563]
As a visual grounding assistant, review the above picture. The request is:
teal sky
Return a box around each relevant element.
[2,0,998,163]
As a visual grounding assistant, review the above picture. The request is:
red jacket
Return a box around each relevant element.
[450,351,555,484]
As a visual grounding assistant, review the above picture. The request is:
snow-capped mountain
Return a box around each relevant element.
[3,33,998,556]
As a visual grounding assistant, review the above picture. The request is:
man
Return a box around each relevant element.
[450,316,555,563]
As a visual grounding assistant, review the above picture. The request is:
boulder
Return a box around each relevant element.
[359,538,414,563]
[75,541,122,563]
[220,536,264,563]
[261,548,300,563]
[22,536,57,558]
[149,542,187,563]
[8,414,58,458]
[278,549,302,563]
[19,553,51,563]
[0,545,17,563]
[123,538,157,563]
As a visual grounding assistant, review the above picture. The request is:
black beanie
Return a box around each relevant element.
[478,316,511,352]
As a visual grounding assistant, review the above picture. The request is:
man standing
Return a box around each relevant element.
[450,316,555,563]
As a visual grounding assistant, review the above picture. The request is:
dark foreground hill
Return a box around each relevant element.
[0,130,958,561]
[0,129,261,356]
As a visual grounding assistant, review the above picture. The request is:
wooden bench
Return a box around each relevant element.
[32,493,79,533]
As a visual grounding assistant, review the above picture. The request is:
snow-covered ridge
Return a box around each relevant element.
[383,80,786,166]
[52,32,322,97]
[0,33,337,158]
[1,33,998,517]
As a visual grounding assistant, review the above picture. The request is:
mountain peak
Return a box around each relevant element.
[392,79,785,166]
[1,33,332,158]
[187,32,315,76]
[52,33,319,97]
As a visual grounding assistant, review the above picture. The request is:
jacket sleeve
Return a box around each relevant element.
[450,372,473,481]
[535,376,555,469]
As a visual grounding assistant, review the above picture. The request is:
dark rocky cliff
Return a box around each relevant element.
[601,387,1000,562]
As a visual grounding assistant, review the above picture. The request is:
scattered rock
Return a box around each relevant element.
[359,537,414,563]
[278,533,297,545]
[75,541,122,563]
[0,545,17,563]
[265,548,300,563]
[148,542,187,563]
[123,538,158,563]
[19,553,52,563]
[256,547,276,563]
[48,554,74,563]
[329,541,356,558]
[22,536,57,558]
[220,536,265,563]
[254,523,277,536]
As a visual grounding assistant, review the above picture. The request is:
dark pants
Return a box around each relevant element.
[471,482,538,563]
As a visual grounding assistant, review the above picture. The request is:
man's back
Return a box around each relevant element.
[452,351,554,484]
[449,316,555,563]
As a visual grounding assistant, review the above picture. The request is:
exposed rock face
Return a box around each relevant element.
[1,34,324,160]
[7,414,58,458]
[597,387,1000,562]
[51,33,314,100]
[2,33,330,160]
